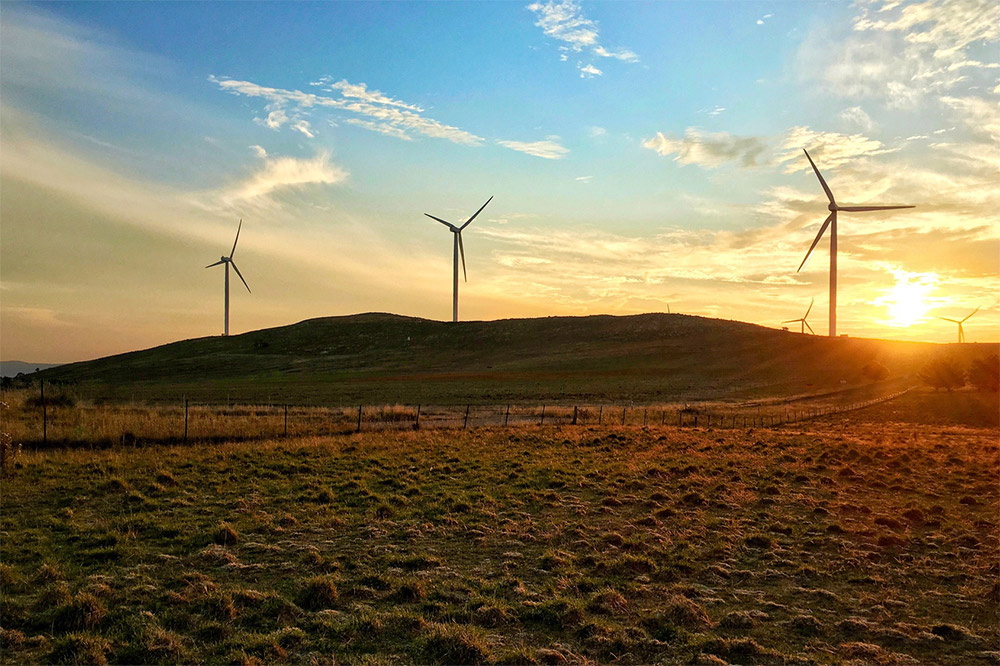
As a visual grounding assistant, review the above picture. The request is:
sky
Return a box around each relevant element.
[1,0,998,363]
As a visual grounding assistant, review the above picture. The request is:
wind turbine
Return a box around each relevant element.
[206,220,251,336]
[796,149,915,337]
[424,196,493,323]
[782,298,815,334]
[938,307,979,343]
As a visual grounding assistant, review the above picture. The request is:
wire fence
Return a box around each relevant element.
[3,384,913,449]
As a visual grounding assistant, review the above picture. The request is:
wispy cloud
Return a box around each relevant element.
[527,0,639,77]
[211,76,484,146]
[219,151,348,205]
[496,138,570,159]
[643,128,767,168]
[801,0,999,108]
[838,106,877,132]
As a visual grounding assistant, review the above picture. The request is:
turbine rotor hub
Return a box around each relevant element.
[828,203,838,212]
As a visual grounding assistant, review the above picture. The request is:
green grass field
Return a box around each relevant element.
[2,389,996,665]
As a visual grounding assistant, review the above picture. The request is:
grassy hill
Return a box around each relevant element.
[29,312,994,405]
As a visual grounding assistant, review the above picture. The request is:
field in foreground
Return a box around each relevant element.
[1,391,997,665]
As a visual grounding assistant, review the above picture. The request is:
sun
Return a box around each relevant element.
[875,268,939,327]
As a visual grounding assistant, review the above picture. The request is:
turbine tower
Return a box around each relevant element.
[206,219,251,336]
[796,149,914,337]
[424,196,492,323]
[782,298,815,334]
[938,307,979,343]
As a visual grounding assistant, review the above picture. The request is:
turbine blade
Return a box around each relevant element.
[797,212,834,272]
[937,316,960,323]
[961,306,980,323]
[458,232,467,282]
[230,261,251,293]
[803,149,835,205]
[230,219,242,258]
[205,260,225,268]
[425,213,457,231]
[781,318,799,324]
[804,321,815,334]
[804,297,814,318]
[837,205,915,212]
[460,195,493,230]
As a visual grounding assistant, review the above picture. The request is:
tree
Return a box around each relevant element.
[918,358,965,391]
[967,355,1000,392]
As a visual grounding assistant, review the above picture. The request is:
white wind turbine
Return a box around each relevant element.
[796,149,915,337]
[424,196,493,323]
[782,298,815,334]
[205,220,251,336]
[938,306,979,343]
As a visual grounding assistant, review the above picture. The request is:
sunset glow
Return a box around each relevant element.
[1,1,998,363]
[875,268,940,328]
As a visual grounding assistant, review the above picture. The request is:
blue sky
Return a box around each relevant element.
[2,0,998,361]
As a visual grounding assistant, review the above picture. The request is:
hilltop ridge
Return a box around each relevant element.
[30,312,989,405]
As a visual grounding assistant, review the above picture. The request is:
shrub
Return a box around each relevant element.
[968,355,999,392]
[918,358,965,391]
[861,361,890,382]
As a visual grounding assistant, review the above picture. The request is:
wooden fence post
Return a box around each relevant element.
[661,409,666,425]
[463,404,470,429]
[184,398,189,444]
[598,406,603,425]
[572,406,578,425]
[415,404,421,430]
[678,411,682,427]
[643,409,647,427]
[504,404,510,427]
[41,379,47,445]
[622,407,626,426]
[356,405,362,433]
[540,405,546,426]
[283,404,288,437]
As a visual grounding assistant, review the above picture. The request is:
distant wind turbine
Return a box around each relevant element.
[938,306,979,343]
[796,149,915,337]
[424,196,493,323]
[782,298,815,334]
[205,220,251,336]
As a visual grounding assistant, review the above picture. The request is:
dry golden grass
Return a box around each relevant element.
[2,388,997,664]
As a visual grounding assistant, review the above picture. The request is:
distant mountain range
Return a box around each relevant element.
[1,361,62,378]
[26,312,994,406]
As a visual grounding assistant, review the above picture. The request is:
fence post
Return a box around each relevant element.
[463,404,470,429]
[572,406,578,425]
[356,405,362,433]
[540,405,546,426]
[621,406,626,426]
[504,404,510,427]
[415,404,421,430]
[643,409,647,427]
[661,409,666,425]
[41,379,47,445]
[694,414,698,427]
[284,404,288,437]
[598,406,603,425]
[184,398,189,444]
[678,411,682,427]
